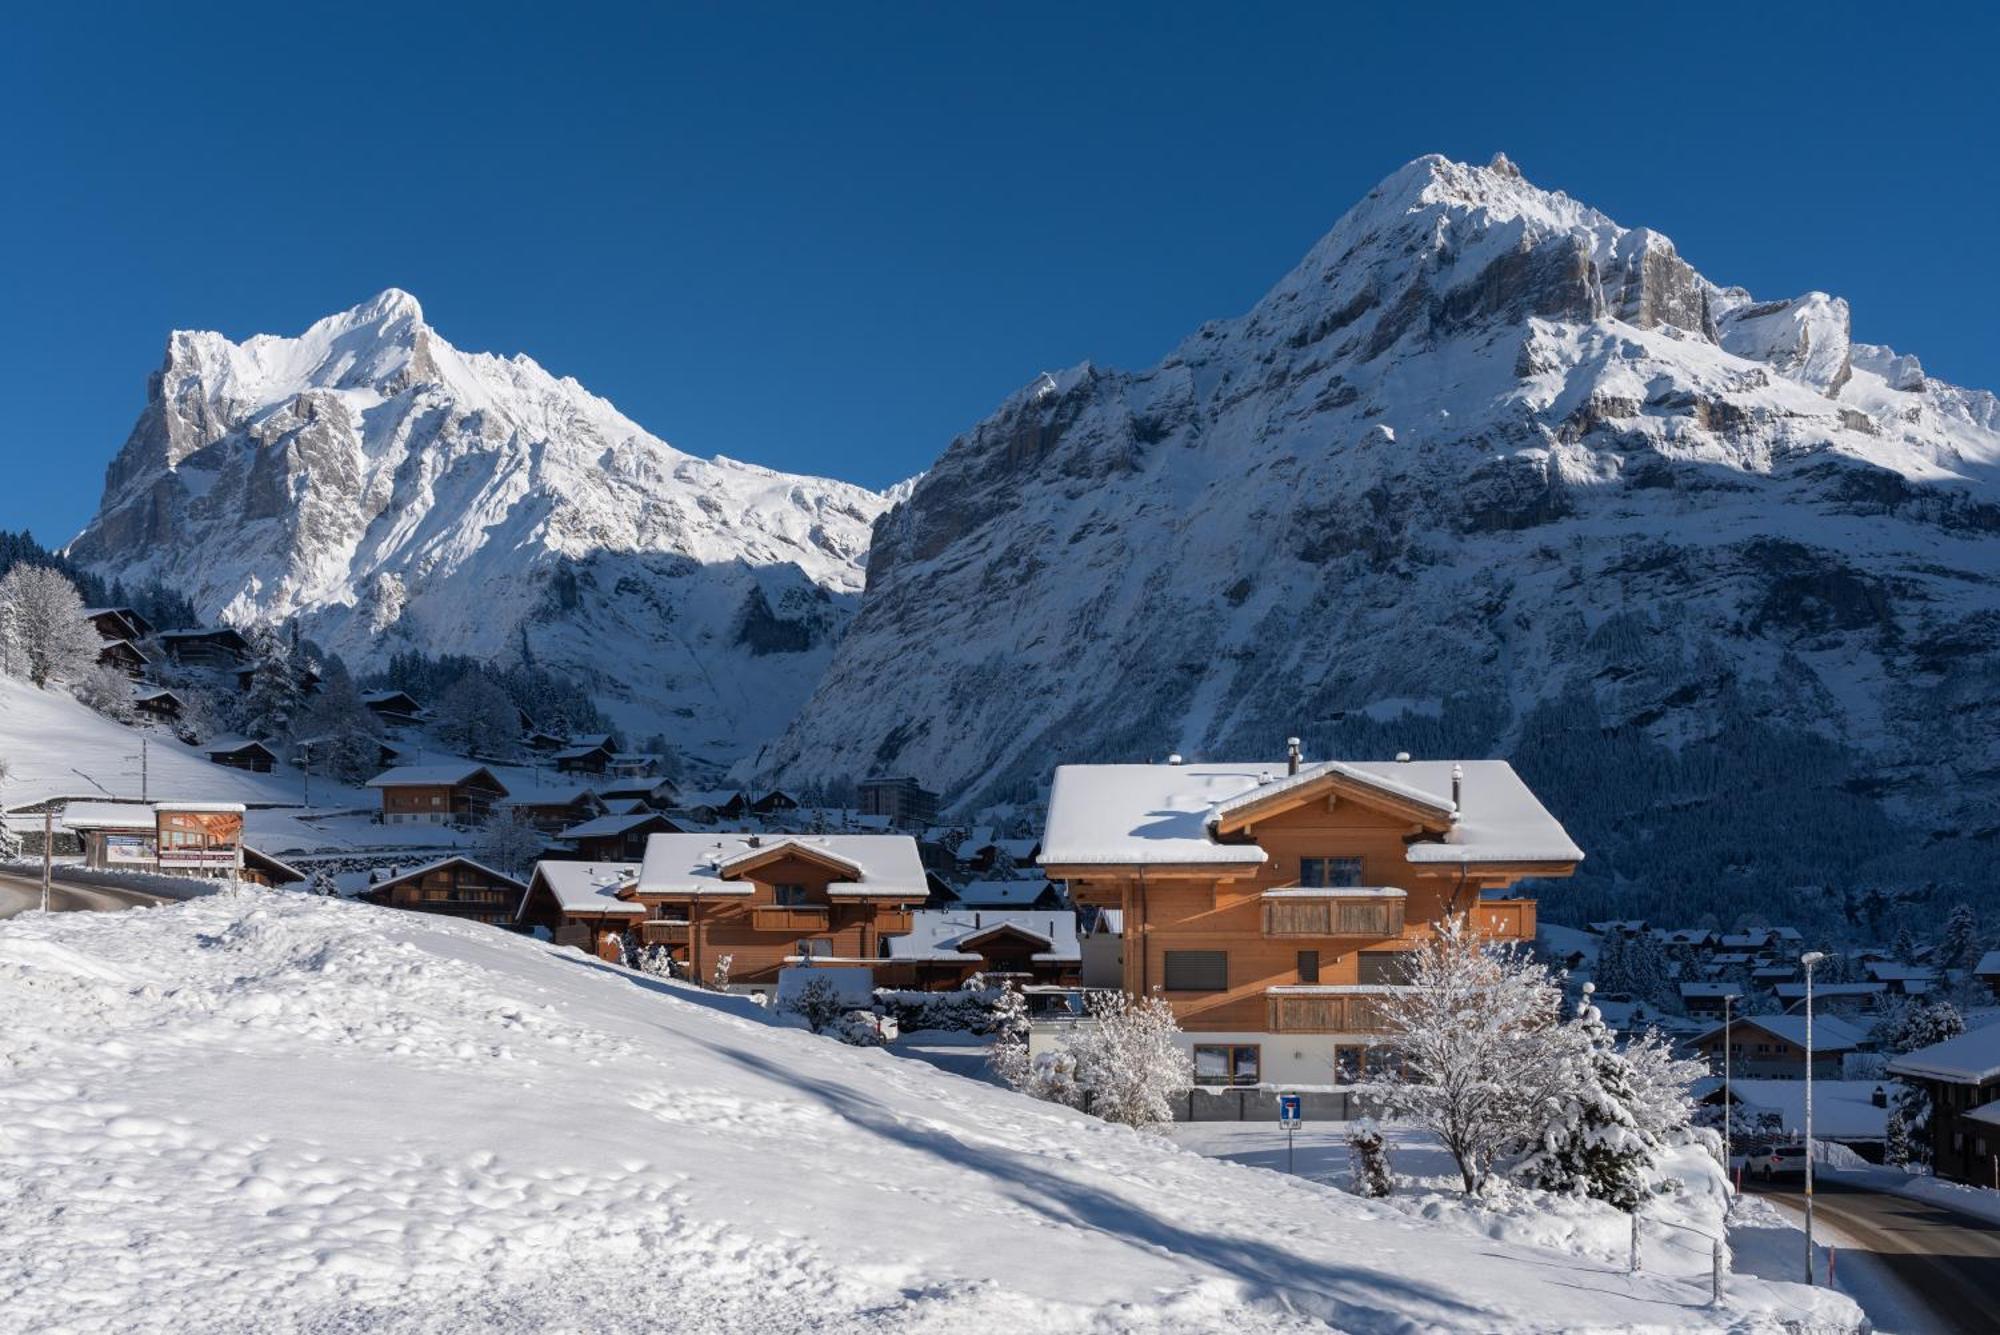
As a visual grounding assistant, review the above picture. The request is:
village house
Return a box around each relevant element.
[1976,951,2000,1001]
[948,878,1066,911]
[877,908,1082,990]
[1773,980,1889,1014]
[1038,745,1583,1088]
[359,690,424,727]
[82,606,155,643]
[358,856,526,926]
[553,735,616,775]
[1688,1013,1865,1080]
[501,785,607,833]
[672,788,750,823]
[751,788,800,816]
[131,687,184,724]
[515,860,647,958]
[624,833,926,991]
[367,764,509,826]
[596,777,678,808]
[557,810,684,861]
[1679,982,1743,1020]
[857,774,940,829]
[157,626,253,671]
[205,736,279,773]
[1888,1025,2000,1187]
[97,638,150,678]
[1862,961,1939,995]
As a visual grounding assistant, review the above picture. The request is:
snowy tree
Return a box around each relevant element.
[1061,992,1193,1128]
[1885,1107,1913,1168]
[1381,914,1573,1195]
[306,870,339,897]
[1937,904,1979,973]
[986,982,1033,1086]
[239,623,310,741]
[633,945,679,980]
[476,806,546,878]
[785,976,848,1034]
[1347,1120,1395,1198]
[1878,999,1964,1166]
[71,662,136,722]
[1518,987,1652,1209]
[1620,1025,1706,1148]
[0,565,100,688]
[1593,931,1628,993]
[709,952,734,991]
[299,662,386,783]
[436,673,520,758]
[1891,927,1921,966]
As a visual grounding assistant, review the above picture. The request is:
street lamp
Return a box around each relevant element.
[1722,990,1735,1202]
[1800,950,1827,1285]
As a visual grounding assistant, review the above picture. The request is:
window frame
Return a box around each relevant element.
[1192,1043,1261,1088]
[1299,856,1365,888]
[773,883,812,907]
[1296,949,1321,985]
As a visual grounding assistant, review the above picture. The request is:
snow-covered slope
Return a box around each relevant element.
[68,290,891,761]
[0,888,1855,1332]
[766,154,2000,923]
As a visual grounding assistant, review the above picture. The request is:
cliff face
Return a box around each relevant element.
[767,154,2000,922]
[69,289,891,760]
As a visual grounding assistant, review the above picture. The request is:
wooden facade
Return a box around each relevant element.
[360,857,526,926]
[370,766,510,826]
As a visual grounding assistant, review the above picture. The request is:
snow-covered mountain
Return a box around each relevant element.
[766,154,2000,923]
[68,290,891,759]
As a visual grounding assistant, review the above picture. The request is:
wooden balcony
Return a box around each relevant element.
[640,920,690,946]
[1261,890,1404,940]
[1266,987,1399,1034]
[751,905,831,933]
[1475,898,1537,939]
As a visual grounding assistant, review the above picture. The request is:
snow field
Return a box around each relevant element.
[2,890,1862,1332]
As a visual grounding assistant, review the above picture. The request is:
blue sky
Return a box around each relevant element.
[3,2,1995,542]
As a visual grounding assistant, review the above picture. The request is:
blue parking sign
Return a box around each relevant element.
[1278,1093,1302,1128]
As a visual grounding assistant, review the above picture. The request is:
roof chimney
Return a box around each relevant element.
[1167,753,1183,766]
[1395,751,1411,764]
[1450,764,1464,821]
[1285,737,1302,776]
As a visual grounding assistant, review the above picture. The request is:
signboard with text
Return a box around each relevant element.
[155,808,244,871]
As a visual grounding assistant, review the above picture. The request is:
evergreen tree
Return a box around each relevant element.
[1937,904,1979,972]
[239,623,309,740]
[1347,1120,1395,1198]
[1519,986,1652,1210]
[1885,1107,1912,1168]
[1892,926,1920,966]
[299,660,387,783]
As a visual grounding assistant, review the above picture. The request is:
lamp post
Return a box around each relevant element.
[1800,950,1827,1285]
[1722,990,1735,1201]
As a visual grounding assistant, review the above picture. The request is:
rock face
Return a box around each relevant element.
[766,154,2000,924]
[70,290,890,761]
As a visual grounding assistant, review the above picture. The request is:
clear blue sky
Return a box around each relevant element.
[4,2,1995,543]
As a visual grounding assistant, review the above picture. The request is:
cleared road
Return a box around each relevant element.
[1749,1175,2000,1333]
[0,869,167,919]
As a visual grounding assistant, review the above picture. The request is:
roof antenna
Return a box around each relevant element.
[1286,737,1302,777]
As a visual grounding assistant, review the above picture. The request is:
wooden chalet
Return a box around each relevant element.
[516,860,647,959]
[502,785,607,833]
[367,764,510,826]
[557,810,684,862]
[360,689,424,727]
[1678,982,1742,1021]
[878,908,1081,990]
[596,777,677,808]
[1038,747,1582,1088]
[241,846,308,888]
[1976,951,2000,1001]
[83,606,155,643]
[625,834,926,989]
[672,788,750,823]
[1690,1013,1864,1080]
[132,687,184,723]
[358,856,526,926]
[553,734,616,775]
[205,736,279,773]
[751,788,801,815]
[1889,1027,2000,1186]
[97,638,150,678]
[158,626,253,670]
[950,878,1065,911]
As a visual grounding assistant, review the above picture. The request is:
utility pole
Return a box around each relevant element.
[301,741,312,808]
[1801,950,1827,1285]
[40,808,52,913]
[140,739,148,801]
[1722,990,1735,1199]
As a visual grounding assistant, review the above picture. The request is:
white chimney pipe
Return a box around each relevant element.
[1286,737,1302,776]
[1451,764,1464,820]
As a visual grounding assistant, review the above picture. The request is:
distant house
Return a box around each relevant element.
[673,788,749,823]
[205,736,279,773]
[1589,920,1649,939]
[360,690,424,727]
[1678,982,1742,1021]
[608,753,664,779]
[158,626,253,670]
[366,765,510,826]
[751,788,800,815]
[1750,964,1799,986]
[502,786,607,833]
[82,606,154,643]
[553,735,616,775]
[857,774,940,829]
[1772,981,1889,1013]
[515,860,646,957]
[240,846,308,888]
[523,728,569,753]
[596,777,677,808]
[1863,961,1941,994]
[1654,928,1715,951]
[1975,951,2000,1001]
[1699,1079,1890,1158]
[952,879,1065,911]
[1689,1013,1866,1080]
[1888,1025,2000,1186]
[97,638,150,678]
[878,908,1081,990]
[131,687,184,724]
[557,810,684,862]
[358,856,526,926]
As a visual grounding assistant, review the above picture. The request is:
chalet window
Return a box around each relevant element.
[1297,950,1320,984]
[1163,950,1227,992]
[1193,1044,1259,1087]
[774,883,811,906]
[797,938,833,959]
[1356,950,1411,986]
[1299,857,1364,888]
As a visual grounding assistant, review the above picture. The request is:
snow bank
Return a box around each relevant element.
[2,891,1862,1332]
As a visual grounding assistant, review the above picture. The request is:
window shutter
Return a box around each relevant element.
[1164,950,1227,991]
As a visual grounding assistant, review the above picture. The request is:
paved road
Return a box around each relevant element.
[0,869,167,920]
[1748,1175,2000,1333]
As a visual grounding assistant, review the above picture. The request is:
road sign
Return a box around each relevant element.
[1278,1093,1302,1128]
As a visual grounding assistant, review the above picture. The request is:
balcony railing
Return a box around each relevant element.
[1266,986,1400,1034]
[1261,889,1404,939]
[1476,898,1537,939]
[752,906,831,933]
[640,920,690,946]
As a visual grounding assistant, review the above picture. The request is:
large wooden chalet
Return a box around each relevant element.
[358,856,526,925]
[367,765,509,826]
[515,860,647,958]
[558,810,683,861]
[1038,748,1582,1088]
[1888,1027,2000,1186]
[625,834,925,989]
[502,785,607,833]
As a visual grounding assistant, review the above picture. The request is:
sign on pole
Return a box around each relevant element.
[1278,1092,1302,1174]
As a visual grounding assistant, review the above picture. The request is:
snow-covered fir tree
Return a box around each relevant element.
[784,977,848,1034]
[1936,903,1979,972]
[1517,985,1652,1210]
[299,661,387,783]
[1878,998,1965,1167]
[239,623,313,741]
[1885,1107,1913,1168]
[0,564,101,688]
[1381,914,1572,1194]
[435,673,520,759]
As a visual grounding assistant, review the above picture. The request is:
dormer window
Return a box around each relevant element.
[1300,857,1363,888]
[774,883,811,906]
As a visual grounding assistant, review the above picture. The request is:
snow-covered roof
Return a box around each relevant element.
[1692,1013,1865,1052]
[367,764,508,791]
[1864,962,1939,983]
[1976,950,2000,979]
[1040,758,1582,869]
[360,690,420,709]
[504,786,601,807]
[1704,1079,1890,1140]
[558,812,673,840]
[133,687,182,704]
[61,801,158,831]
[1679,982,1743,999]
[155,801,247,814]
[371,856,525,893]
[953,879,1057,908]
[1887,1023,2000,1085]
[1088,908,1124,936]
[1210,759,1456,823]
[1771,981,1886,1000]
[885,909,1080,964]
[636,834,926,900]
[526,860,644,916]
[673,788,745,810]
[204,735,276,755]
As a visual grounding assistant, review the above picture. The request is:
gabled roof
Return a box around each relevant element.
[368,856,526,894]
[133,687,183,705]
[1977,950,2000,979]
[1771,981,1886,1000]
[1679,982,1743,999]
[504,785,602,807]
[1692,1013,1865,1052]
[885,909,1081,964]
[360,690,422,711]
[557,811,679,840]
[1888,1023,2000,1085]
[366,764,509,793]
[636,833,926,900]
[1040,758,1582,870]
[673,787,746,810]
[953,879,1059,908]
[205,735,278,757]
[524,860,644,917]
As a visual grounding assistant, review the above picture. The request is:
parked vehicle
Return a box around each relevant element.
[1743,1141,1809,1180]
